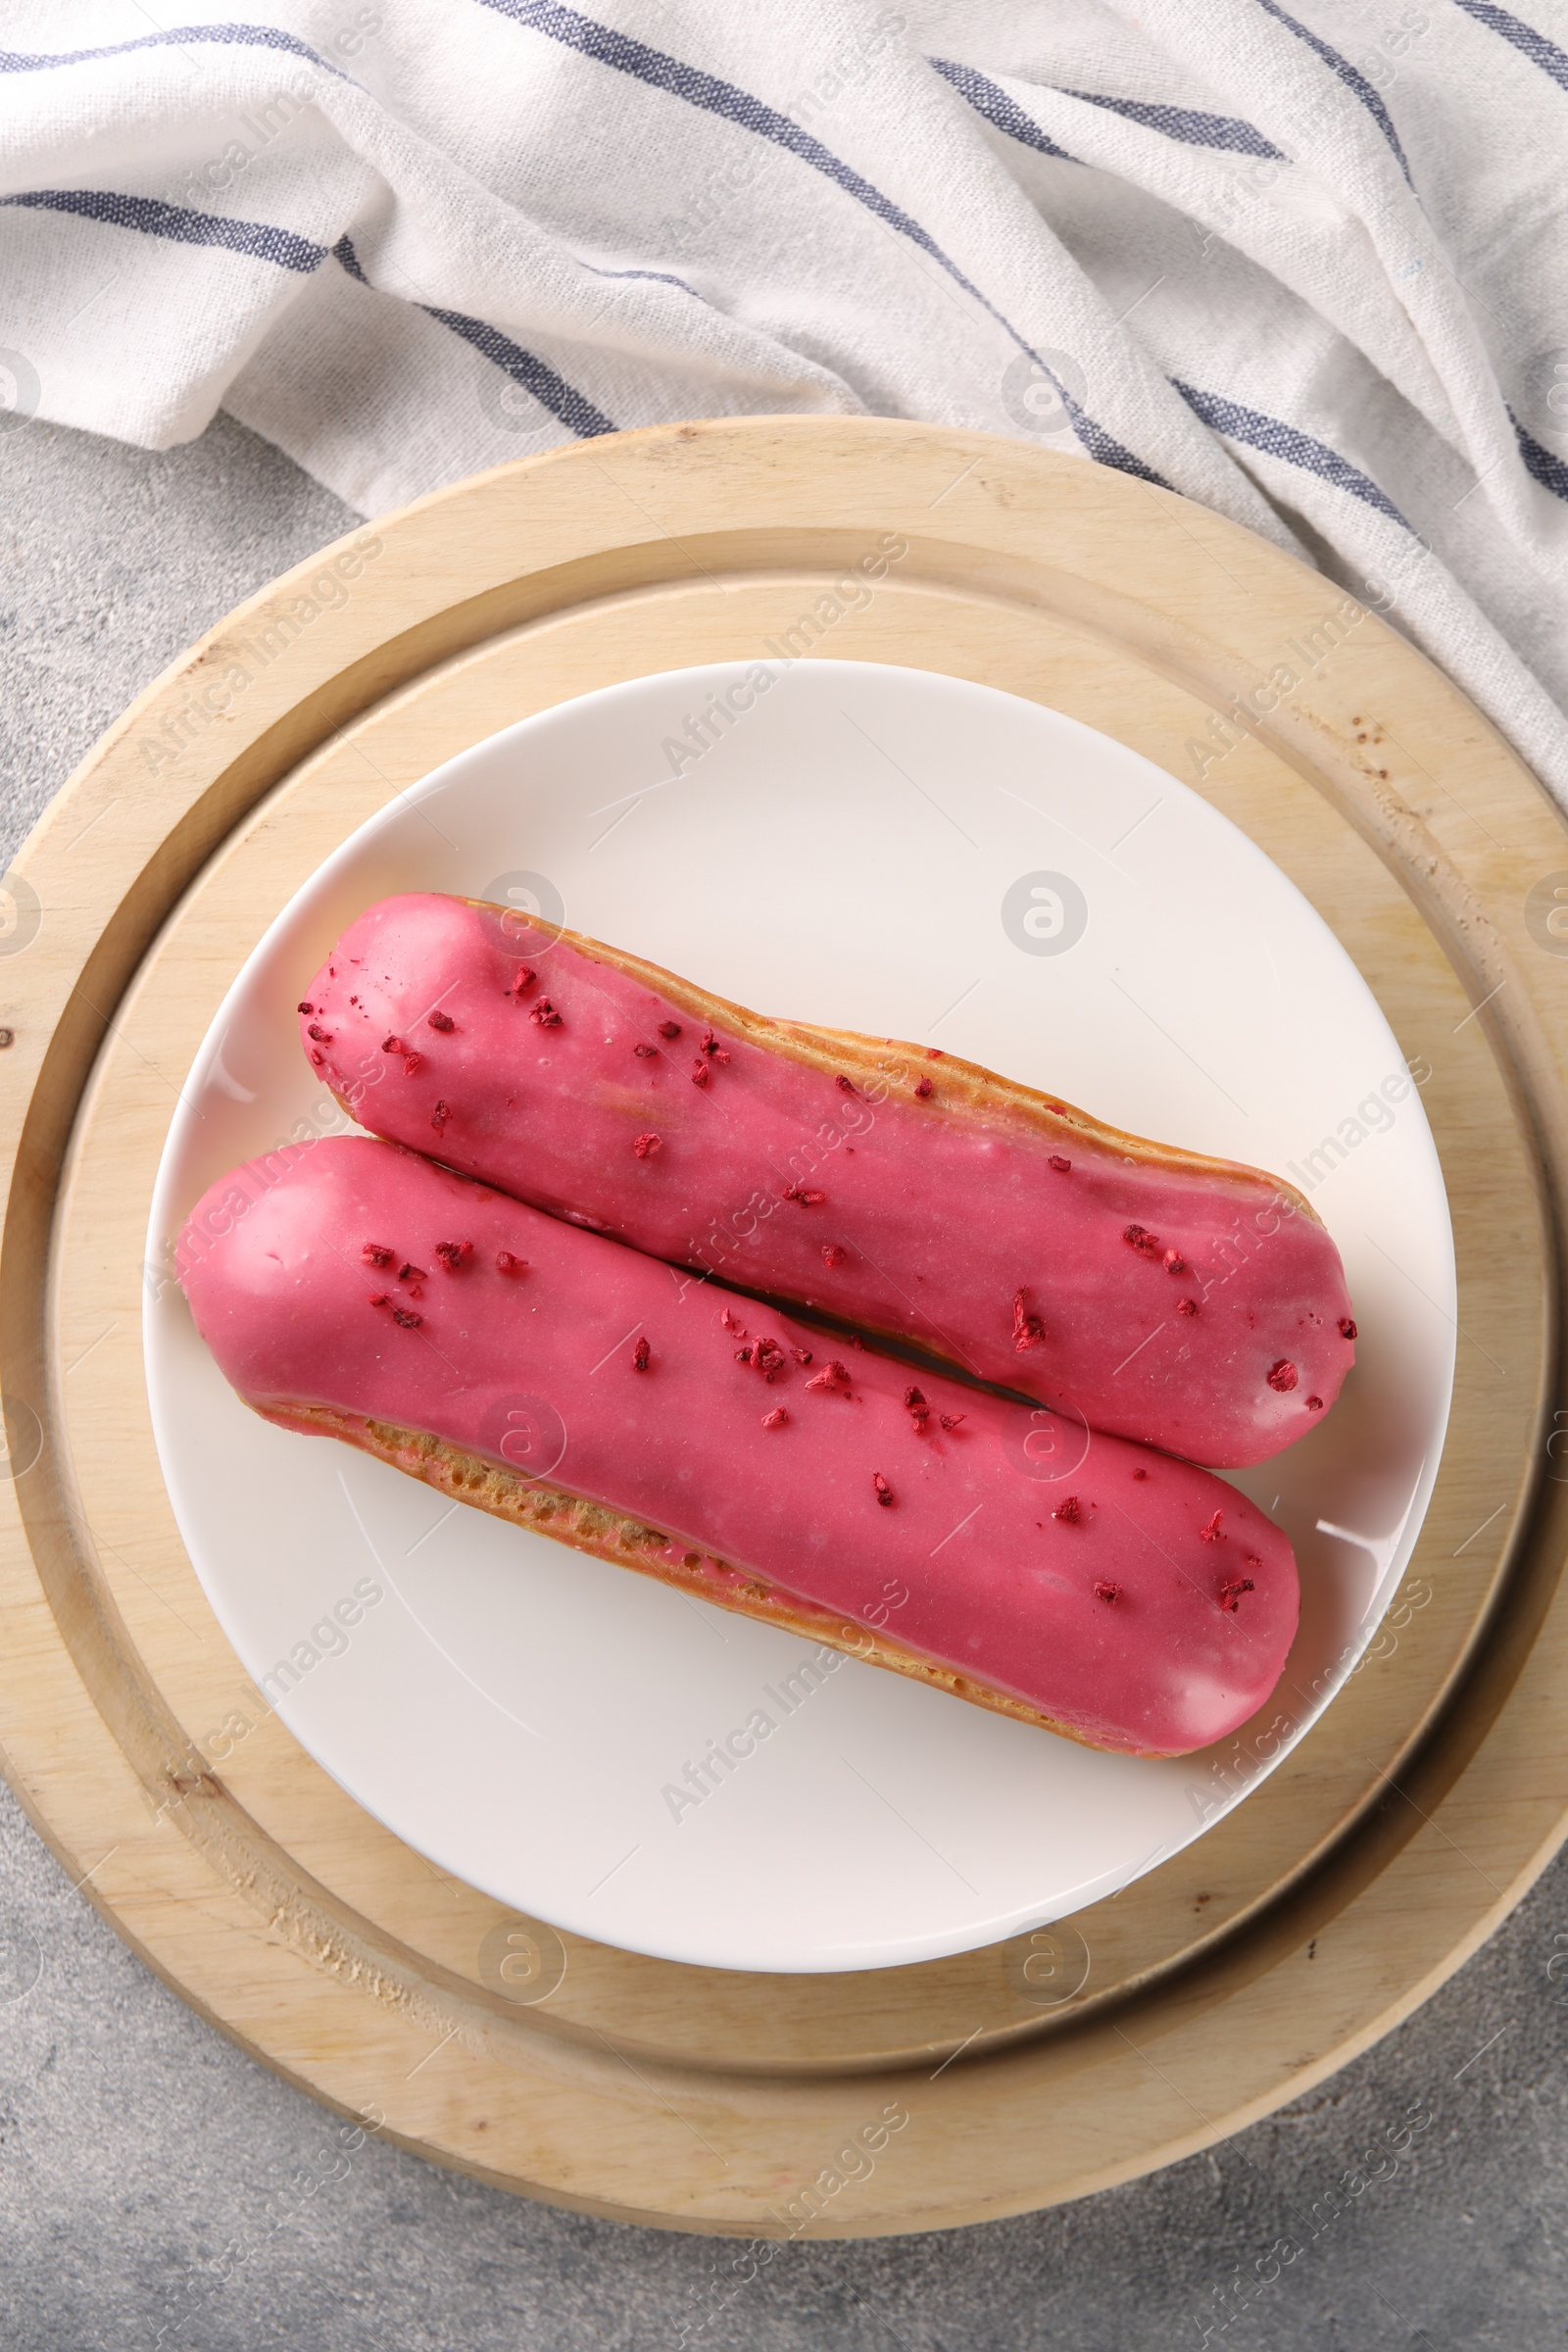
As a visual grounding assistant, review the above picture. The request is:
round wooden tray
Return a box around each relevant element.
[3,417,1566,2234]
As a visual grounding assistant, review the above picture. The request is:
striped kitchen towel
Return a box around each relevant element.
[1,0,1565,795]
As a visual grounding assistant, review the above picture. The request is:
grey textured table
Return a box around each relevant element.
[2,414,1565,2351]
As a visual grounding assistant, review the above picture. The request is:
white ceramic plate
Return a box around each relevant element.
[146,661,1454,1975]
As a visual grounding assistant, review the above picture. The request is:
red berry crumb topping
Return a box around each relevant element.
[1267,1359,1298,1393]
[872,1472,894,1507]
[1012,1289,1047,1351]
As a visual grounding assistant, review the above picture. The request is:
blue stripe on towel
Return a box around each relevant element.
[1510,410,1568,504]
[1250,0,1413,184]
[927,57,1075,160]
[1059,88,1285,159]
[0,23,348,77]
[332,236,614,438]
[1172,380,1413,525]
[478,0,1172,487]
[931,58,1284,168]
[1450,0,1568,93]
[1,187,326,272]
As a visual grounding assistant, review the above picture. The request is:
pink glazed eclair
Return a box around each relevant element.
[177,1138,1299,1757]
[298,894,1355,1467]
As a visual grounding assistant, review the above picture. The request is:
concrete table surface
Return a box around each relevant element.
[1,413,1564,2352]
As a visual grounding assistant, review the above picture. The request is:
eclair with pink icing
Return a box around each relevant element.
[298,894,1355,1467]
[177,1137,1299,1757]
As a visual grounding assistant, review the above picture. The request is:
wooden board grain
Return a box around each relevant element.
[2,417,1565,2231]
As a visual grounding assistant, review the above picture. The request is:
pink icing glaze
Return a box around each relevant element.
[177,1136,1300,1757]
[298,894,1355,1467]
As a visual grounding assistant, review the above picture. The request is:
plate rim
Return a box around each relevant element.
[144,651,1456,1973]
[3,415,1562,2230]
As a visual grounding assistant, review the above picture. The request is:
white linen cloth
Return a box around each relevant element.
[1,0,1565,797]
